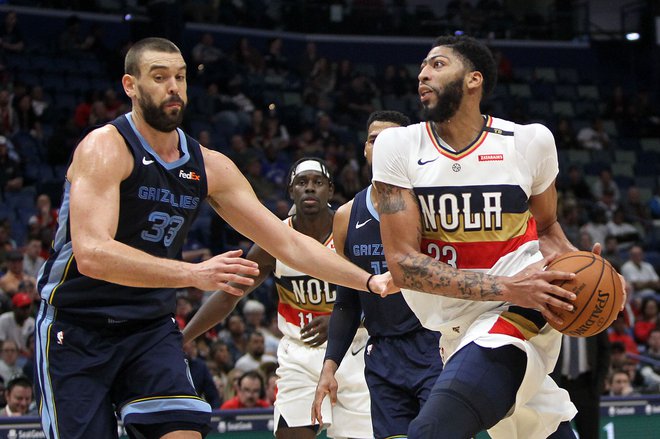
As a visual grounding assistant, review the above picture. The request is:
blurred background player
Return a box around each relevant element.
[183,158,372,439]
[313,110,443,438]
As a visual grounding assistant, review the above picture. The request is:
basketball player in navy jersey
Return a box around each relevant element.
[312,111,443,438]
[183,157,372,439]
[371,35,584,438]
[35,38,392,439]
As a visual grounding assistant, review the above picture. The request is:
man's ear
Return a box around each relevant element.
[122,74,136,98]
[466,70,483,92]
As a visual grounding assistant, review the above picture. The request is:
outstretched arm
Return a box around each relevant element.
[203,148,394,296]
[373,180,575,324]
[182,244,276,343]
[68,126,259,294]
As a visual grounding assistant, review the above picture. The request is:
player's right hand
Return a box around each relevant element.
[191,249,259,295]
[501,256,576,325]
[312,360,339,426]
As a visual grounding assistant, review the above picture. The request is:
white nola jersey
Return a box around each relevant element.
[274,217,337,342]
[372,116,559,333]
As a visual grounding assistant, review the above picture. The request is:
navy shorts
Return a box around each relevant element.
[364,329,443,439]
[35,302,211,439]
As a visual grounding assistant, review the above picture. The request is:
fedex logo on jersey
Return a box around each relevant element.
[179,170,201,181]
[478,154,504,161]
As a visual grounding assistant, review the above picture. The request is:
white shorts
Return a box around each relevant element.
[273,329,372,438]
[441,308,577,439]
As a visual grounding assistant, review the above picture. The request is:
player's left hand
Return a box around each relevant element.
[367,272,397,297]
[312,360,339,426]
[301,315,330,347]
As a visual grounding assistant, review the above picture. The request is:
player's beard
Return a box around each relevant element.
[422,77,464,123]
[137,86,185,133]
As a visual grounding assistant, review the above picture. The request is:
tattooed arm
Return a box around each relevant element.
[374,181,576,323]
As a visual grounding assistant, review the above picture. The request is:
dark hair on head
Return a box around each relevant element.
[431,35,497,100]
[366,111,411,131]
[6,375,32,393]
[287,157,333,188]
[238,370,265,396]
[125,37,182,77]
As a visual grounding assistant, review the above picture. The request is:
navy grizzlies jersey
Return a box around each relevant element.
[37,113,207,321]
[345,186,424,336]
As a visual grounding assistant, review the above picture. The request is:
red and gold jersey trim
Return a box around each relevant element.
[425,115,493,161]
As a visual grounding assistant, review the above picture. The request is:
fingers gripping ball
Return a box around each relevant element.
[547,251,624,337]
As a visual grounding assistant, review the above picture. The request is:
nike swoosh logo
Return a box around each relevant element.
[417,157,439,165]
[351,344,366,356]
[355,219,372,229]
[142,157,155,165]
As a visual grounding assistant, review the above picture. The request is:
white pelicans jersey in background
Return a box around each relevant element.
[274,216,336,343]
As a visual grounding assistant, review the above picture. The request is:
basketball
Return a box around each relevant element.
[546,251,624,337]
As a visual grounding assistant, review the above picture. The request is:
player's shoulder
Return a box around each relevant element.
[376,122,424,143]
[74,123,131,163]
[335,198,354,223]
[506,118,554,143]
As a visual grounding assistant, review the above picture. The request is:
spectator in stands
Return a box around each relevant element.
[621,245,660,305]
[242,300,280,356]
[580,207,608,249]
[297,41,318,78]
[558,165,594,203]
[191,32,226,73]
[58,15,90,53]
[608,314,639,360]
[220,370,270,409]
[337,73,377,129]
[220,313,248,364]
[23,238,45,279]
[633,298,658,345]
[554,117,579,150]
[0,292,34,355]
[265,371,277,406]
[607,208,642,251]
[27,193,58,245]
[233,37,264,74]
[639,328,660,392]
[0,135,22,196]
[15,94,41,139]
[0,250,36,298]
[0,375,32,417]
[306,57,336,100]
[622,186,653,233]
[29,86,49,121]
[604,85,629,122]
[182,339,221,408]
[559,204,581,248]
[608,369,636,396]
[592,168,620,205]
[577,117,611,150]
[0,340,22,384]
[0,11,24,55]
[234,331,277,373]
[0,91,17,137]
[602,235,625,272]
[264,37,289,78]
[20,332,33,383]
[175,295,193,330]
[650,187,660,220]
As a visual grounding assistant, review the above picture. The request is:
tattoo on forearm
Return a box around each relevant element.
[374,182,409,214]
[397,253,503,300]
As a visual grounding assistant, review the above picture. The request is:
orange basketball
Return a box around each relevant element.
[545,251,624,337]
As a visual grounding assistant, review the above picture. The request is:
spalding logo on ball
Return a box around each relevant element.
[546,251,624,337]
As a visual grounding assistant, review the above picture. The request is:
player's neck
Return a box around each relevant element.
[432,109,484,151]
[293,210,334,243]
[131,111,181,161]
[370,183,379,211]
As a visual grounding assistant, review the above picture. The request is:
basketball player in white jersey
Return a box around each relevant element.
[372,35,582,438]
[183,158,372,439]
